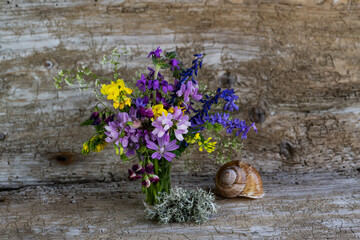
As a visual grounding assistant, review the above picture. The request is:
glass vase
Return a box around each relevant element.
[142,156,172,205]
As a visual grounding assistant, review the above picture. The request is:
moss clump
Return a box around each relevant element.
[145,187,219,224]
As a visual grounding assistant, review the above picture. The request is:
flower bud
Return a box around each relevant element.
[104,115,114,124]
[132,164,145,175]
[90,112,99,120]
[132,120,142,129]
[128,169,137,181]
[149,175,160,185]
[142,178,151,188]
[145,163,154,174]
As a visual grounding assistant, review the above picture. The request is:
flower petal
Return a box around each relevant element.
[151,152,162,160]
[146,141,159,151]
[165,140,179,152]
[163,152,176,161]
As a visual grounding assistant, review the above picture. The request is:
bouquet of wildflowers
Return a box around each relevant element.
[54,46,256,205]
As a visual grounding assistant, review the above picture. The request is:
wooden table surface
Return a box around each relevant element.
[1,171,359,239]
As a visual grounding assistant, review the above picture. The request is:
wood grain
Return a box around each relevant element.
[1,0,360,187]
[0,172,359,239]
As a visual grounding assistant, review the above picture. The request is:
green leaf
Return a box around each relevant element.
[160,63,170,69]
[121,154,128,162]
[80,119,93,126]
[165,51,177,59]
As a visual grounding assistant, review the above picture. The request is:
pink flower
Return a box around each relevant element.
[173,107,191,141]
[152,113,173,138]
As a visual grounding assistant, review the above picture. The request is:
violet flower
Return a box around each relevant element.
[169,59,180,71]
[148,79,160,90]
[139,106,154,118]
[146,135,179,162]
[160,80,173,94]
[176,80,202,103]
[148,46,162,58]
[136,74,147,92]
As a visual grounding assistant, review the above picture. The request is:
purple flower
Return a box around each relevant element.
[90,112,101,125]
[176,81,202,103]
[104,112,132,143]
[138,129,156,144]
[169,59,180,71]
[149,79,160,90]
[139,107,154,118]
[136,74,147,92]
[177,83,189,102]
[161,80,173,94]
[191,87,202,101]
[135,98,147,108]
[104,112,141,157]
[146,135,179,162]
[152,113,173,138]
[103,114,114,124]
[148,46,162,58]
[237,122,257,139]
[172,107,191,141]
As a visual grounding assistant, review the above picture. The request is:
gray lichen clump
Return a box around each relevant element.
[145,187,219,224]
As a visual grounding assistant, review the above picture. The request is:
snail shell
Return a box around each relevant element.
[215,161,264,199]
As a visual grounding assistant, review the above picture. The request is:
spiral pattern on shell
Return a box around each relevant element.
[215,161,264,199]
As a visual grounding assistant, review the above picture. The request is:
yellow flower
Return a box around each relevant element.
[198,137,217,153]
[194,133,200,141]
[81,142,90,155]
[94,142,107,152]
[185,133,201,144]
[101,79,133,109]
[152,104,168,118]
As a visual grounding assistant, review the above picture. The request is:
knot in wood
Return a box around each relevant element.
[52,152,75,165]
[44,60,54,70]
[218,72,236,88]
[279,141,295,159]
[248,107,266,123]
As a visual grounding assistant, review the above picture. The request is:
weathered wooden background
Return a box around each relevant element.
[1,0,360,238]
[1,0,360,188]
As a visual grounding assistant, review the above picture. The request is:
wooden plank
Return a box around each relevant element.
[0,172,359,239]
[1,0,360,187]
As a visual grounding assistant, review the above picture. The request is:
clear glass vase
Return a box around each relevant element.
[142,156,172,205]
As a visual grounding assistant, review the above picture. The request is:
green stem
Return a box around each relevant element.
[95,102,114,114]
[154,65,161,80]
